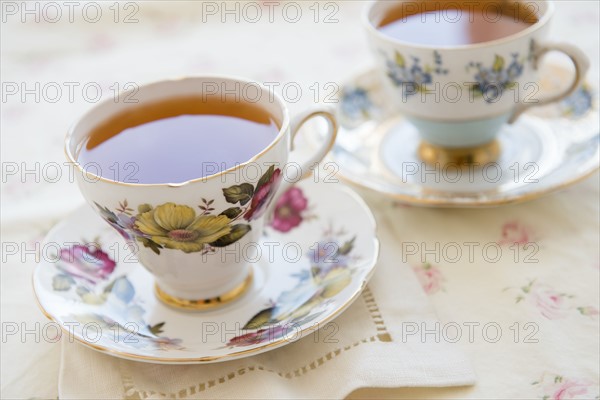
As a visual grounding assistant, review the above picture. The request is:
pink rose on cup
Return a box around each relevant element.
[244,167,282,221]
[530,286,568,320]
[271,187,308,233]
[58,244,116,284]
[413,263,444,294]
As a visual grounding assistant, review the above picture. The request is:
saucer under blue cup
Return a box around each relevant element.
[306,63,599,207]
[33,180,379,364]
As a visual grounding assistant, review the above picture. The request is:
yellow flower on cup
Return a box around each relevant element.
[135,203,232,253]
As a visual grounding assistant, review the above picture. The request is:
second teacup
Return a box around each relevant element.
[364,0,589,163]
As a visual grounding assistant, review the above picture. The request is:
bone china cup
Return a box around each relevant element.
[65,76,338,310]
[364,0,590,149]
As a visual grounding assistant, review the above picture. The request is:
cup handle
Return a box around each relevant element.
[509,41,590,123]
[289,107,338,178]
[265,107,338,220]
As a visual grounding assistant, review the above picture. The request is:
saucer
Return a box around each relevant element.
[307,63,599,207]
[33,181,379,364]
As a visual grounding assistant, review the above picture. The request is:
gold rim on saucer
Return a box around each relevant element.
[305,65,598,208]
[155,269,254,311]
[418,140,501,166]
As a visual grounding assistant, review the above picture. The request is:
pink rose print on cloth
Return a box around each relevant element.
[530,286,570,320]
[505,280,598,320]
[498,220,536,246]
[532,372,597,400]
[412,263,445,294]
[270,187,315,233]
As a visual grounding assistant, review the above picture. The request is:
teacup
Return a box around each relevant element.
[364,0,589,164]
[65,76,337,310]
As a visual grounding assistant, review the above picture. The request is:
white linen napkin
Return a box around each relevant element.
[58,220,476,399]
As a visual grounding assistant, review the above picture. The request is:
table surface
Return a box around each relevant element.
[1,1,599,399]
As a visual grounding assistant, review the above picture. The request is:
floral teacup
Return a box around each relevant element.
[364,0,589,163]
[65,76,337,310]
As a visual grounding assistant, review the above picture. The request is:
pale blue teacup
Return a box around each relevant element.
[364,0,589,163]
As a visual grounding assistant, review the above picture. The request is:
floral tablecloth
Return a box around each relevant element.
[1,1,598,399]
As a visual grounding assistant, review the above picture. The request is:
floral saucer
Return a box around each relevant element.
[307,63,599,207]
[33,181,379,364]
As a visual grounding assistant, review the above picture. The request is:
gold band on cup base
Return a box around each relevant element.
[418,140,501,166]
[155,269,253,311]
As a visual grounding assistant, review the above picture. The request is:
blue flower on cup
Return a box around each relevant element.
[385,51,448,96]
[468,53,525,103]
[507,58,524,81]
